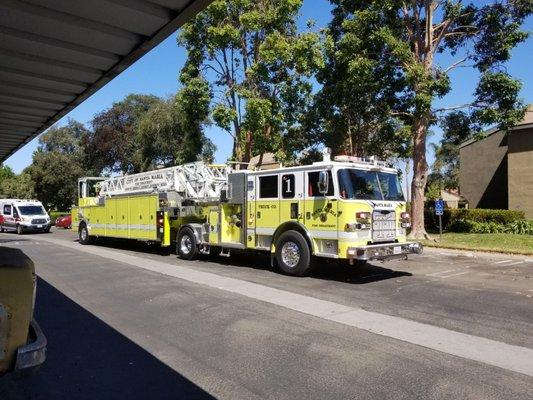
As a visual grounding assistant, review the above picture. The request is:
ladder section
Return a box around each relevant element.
[99,162,229,199]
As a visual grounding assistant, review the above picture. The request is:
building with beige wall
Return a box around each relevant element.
[459,108,533,218]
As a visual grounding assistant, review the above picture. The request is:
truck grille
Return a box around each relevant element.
[31,219,47,224]
[372,210,396,242]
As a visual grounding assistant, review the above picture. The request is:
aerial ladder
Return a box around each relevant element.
[98,162,230,201]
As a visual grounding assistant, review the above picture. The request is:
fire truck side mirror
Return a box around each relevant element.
[318,171,329,195]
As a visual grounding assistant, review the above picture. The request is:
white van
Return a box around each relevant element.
[0,199,51,234]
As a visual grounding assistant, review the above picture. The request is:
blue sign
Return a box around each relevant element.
[435,199,444,216]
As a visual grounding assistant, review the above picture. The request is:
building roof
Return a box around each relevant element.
[0,0,212,163]
[459,106,533,149]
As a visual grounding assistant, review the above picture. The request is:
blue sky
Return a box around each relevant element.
[4,0,532,173]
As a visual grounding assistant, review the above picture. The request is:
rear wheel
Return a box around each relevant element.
[275,230,311,276]
[78,223,91,245]
[177,228,198,260]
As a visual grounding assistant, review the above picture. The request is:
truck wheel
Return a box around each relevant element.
[16,225,23,235]
[275,230,311,276]
[177,228,198,260]
[78,224,91,245]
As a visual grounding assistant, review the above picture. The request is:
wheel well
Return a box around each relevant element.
[272,222,313,254]
[178,224,202,244]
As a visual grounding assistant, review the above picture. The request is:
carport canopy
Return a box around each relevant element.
[0,0,212,162]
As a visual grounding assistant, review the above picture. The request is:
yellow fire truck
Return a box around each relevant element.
[73,149,422,276]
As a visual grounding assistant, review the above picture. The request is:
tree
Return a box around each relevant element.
[26,120,91,210]
[178,0,323,163]
[324,0,531,238]
[0,170,34,199]
[136,90,214,171]
[85,94,160,174]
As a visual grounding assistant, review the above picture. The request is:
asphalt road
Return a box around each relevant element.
[1,228,532,399]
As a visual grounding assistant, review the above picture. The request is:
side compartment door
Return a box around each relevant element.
[279,173,304,224]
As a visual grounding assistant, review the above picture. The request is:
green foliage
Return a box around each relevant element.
[322,0,531,237]
[0,171,35,199]
[506,219,533,235]
[136,92,214,171]
[448,219,507,234]
[0,164,15,184]
[425,183,441,201]
[449,208,525,225]
[27,151,84,211]
[178,0,323,162]
[425,208,525,231]
[85,94,160,174]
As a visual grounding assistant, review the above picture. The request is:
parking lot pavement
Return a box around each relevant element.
[1,230,532,399]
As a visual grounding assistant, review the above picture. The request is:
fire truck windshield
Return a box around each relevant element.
[338,169,404,201]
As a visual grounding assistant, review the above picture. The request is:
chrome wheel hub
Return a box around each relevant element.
[81,228,87,241]
[180,235,192,254]
[281,241,300,268]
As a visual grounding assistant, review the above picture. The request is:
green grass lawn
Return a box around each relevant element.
[421,233,533,255]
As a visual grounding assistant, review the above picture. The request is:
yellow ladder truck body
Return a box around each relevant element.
[73,150,422,276]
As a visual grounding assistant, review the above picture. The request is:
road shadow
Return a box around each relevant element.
[203,252,412,285]
[0,238,31,244]
[78,236,173,257]
[63,237,411,285]
[0,278,214,400]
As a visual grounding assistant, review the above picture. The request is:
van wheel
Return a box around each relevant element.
[78,224,91,245]
[177,228,198,260]
[275,230,311,276]
[16,225,23,235]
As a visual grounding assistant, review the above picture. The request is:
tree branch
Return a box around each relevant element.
[443,57,468,73]
[432,103,471,113]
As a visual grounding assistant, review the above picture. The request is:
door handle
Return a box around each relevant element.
[257,211,261,219]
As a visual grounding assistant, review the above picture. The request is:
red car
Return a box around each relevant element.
[54,214,71,229]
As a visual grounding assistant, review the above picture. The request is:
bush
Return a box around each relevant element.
[506,220,533,235]
[449,209,525,225]
[425,208,525,230]
[49,211,69,225]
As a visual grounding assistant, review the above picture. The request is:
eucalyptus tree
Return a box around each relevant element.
[178,0,323,163]
[322,0,531,238]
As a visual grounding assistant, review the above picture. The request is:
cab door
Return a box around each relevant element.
[304,170,338,245]
[279,173,304,224]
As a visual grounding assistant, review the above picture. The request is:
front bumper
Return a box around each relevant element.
[20,223,50,231]
[15,319,47,373]
[347,242,423,264]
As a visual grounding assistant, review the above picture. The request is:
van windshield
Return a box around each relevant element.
[338,169,404,201]
[18,206,46,216]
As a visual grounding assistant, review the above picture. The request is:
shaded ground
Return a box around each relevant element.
[0,278,214,400]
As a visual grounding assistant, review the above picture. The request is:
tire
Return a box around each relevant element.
[16,225,23,235]
[78,223,91,245]
[43,226,50,233]
[177,228,198,260]
[354,260,367,267]
[275,230,311,276]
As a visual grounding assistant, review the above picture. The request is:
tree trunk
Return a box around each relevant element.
[408,117,430,240]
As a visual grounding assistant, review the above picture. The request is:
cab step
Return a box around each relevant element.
[219,248,231,257]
